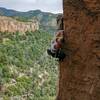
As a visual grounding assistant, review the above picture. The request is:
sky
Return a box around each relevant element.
[0,0,63,13]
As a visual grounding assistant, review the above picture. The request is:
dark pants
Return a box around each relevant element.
[47,49,66,61]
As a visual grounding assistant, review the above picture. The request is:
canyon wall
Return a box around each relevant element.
[0,16,39,33]
[57,0,100,100]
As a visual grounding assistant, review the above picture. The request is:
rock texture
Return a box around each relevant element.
[57,0,100,100]
[0,16,39,33]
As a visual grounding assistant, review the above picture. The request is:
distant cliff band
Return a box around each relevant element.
[0,16,39,33]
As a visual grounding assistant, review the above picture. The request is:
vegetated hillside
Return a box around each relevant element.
[0,7,59,100]
[0,16,39,33]
[0,7,58,33]
[0,30,58,100]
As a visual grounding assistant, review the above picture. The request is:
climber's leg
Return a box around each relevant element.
[47,49,56,57]
[57,49,66,61]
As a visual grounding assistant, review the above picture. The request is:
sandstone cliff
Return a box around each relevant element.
[57,0,100,100]
[0,8,57,33]
[0,16,39,33]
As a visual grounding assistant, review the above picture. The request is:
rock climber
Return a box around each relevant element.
[47,15,66,61]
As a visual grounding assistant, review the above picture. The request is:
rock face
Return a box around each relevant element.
[0,16,39,33]
[57,0,100,100]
